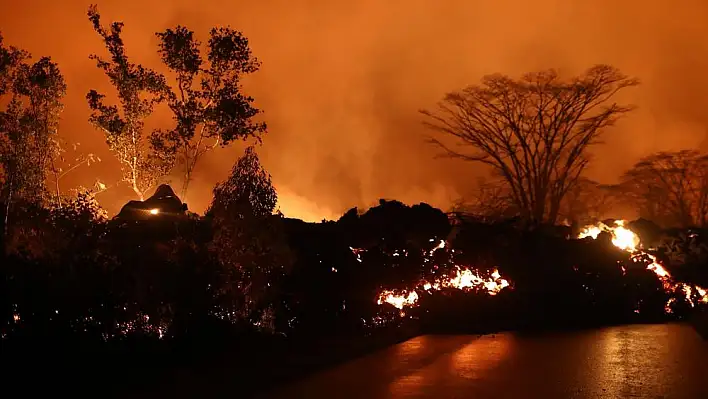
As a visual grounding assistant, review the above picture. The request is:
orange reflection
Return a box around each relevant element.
[387,334,513,398]
[591,325,676,398]
[449,334,514,380]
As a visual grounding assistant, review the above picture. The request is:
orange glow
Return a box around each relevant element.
[8,1,708,221]
[578,220,708,312]
[149,208,159,215]
[578,220,639,252]
[275,189,338,222]
[378,290,420,310]
[366,239,512,310]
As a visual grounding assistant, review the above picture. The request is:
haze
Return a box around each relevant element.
[2,0,707,221]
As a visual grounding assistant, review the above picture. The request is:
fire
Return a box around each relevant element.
[149,208,159,215]
[578,220,639,252]
[363,239,512,310]
[578,220,708,312]
[377,290,419,309]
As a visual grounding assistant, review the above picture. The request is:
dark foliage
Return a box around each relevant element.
[155,24,267,199]
[2,23,706,395]
[2,189,708,396]
[1,34,66,236]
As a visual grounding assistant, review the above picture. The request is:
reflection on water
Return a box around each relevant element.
[388,334,514,398]
[449,334,513,379]
[587,324,707,399]
[264,324,708,399]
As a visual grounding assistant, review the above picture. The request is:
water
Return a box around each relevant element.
[262,324,708,399]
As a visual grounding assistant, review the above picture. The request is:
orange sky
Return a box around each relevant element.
[2,0,708,221]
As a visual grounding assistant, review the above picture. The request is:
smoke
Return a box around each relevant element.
[2,0,708,221]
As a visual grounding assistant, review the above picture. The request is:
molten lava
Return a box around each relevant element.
[362,240,512,310]
[578,220,639,252]
[578,220,708,312]
[368,220,707,315]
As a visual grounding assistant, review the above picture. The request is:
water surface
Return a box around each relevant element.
[262,324,708,399]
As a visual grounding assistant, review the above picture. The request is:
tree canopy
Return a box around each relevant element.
[154,25,266,200]
[208,146,289,325]
[619,150,708,228]
[423,65,638,225]
[210,146,277,218]
[86,5,171,201]
[0,33,66,234]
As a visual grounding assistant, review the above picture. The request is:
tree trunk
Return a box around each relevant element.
[132,183,144,201]
[181,169,190,202]
[3,184,13,239]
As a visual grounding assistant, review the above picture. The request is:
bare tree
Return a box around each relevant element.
[461,177,519,221]
[558,178,616,225]
[86,5,171,201]
[48,140,102,205]
[422,65,638,225]
[619,150,708,228]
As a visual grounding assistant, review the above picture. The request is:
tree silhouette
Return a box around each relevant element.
[154,25,266,201]
[0,33,66,233]
[210,146,276,218]
[619,150,708,228]
[558,178,616,225]
[423,65,637,225]
[208,146,290,325]
[49,140,102,205]
[460,178,520,221]
[86,5,171,201]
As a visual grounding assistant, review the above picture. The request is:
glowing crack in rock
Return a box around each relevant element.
[578,220,708,312]
[356,239,512,310]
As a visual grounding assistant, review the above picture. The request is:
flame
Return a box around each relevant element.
[363,239,512,310]
[578,220,639,252]
[149,208,159,215]
[578,220,708,312]
[377,290,419,309]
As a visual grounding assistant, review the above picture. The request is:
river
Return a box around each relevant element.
[261,324,708,399]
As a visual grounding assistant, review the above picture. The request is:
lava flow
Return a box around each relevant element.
[578,220,708,312]
[356,240,512,310]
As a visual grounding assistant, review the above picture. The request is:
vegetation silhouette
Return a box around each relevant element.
[1,6,708,398]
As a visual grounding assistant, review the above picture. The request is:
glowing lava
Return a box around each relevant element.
[578,220,708,312]
[578,220,639,252]
[361,240,512,310]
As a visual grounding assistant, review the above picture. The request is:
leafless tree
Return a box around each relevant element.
[48,140,102,205]
[457,178,519,222]
[619,150,708,228]
[422,65,638,225]
[558,178,617,225]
